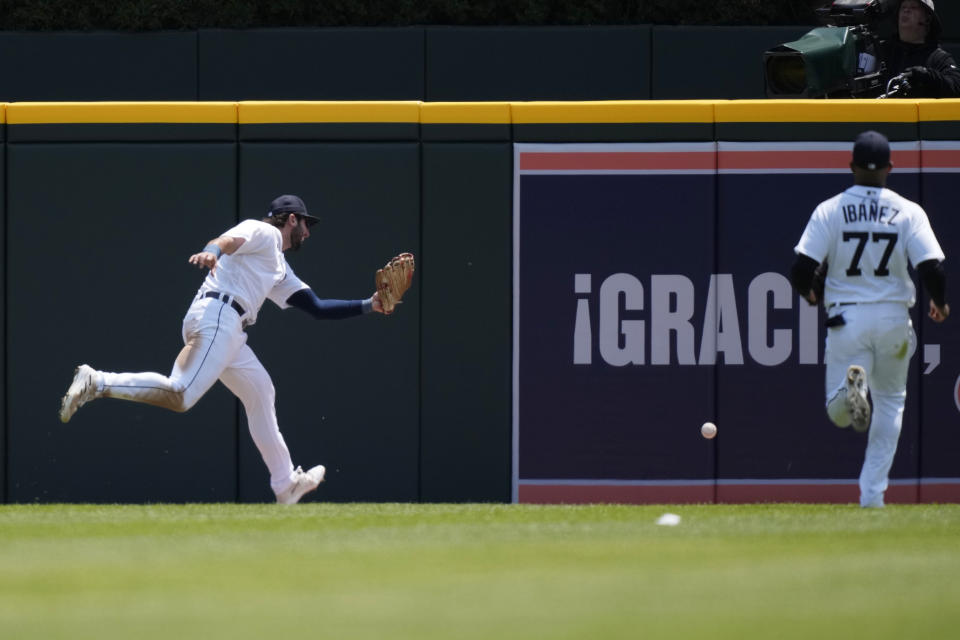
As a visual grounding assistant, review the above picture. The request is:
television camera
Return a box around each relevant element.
[764,0,900,98]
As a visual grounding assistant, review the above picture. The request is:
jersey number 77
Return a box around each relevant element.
[842,231,898,277]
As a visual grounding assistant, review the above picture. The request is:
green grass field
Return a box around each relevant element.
[1,503,958,639]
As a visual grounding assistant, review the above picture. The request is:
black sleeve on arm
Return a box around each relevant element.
[286,288,368,320]
[926,49,960,98]
[790,253,820,298]
[917,259,947,307]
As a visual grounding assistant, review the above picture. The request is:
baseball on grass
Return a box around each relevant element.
[701,421,717,439]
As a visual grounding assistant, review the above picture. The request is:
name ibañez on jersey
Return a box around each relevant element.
[840,201,900,225]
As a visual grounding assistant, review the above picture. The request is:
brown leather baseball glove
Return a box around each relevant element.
[375,252,415,314]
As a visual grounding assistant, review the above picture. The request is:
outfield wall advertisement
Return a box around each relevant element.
[513,141,960,504]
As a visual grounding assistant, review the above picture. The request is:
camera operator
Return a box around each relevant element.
[880,0,960,97]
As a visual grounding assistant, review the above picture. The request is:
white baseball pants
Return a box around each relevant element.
[823,302,916,507]
[97,295,297,494]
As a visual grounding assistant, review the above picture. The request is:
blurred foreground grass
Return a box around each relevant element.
[1,503,958,639]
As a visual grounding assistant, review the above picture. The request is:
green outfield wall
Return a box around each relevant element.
[0,24,959,104]
[3,99,958,503]
[8,25,960,103]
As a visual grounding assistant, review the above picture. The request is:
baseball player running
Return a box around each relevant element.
[59,195,395,504]
[791,131,949,508]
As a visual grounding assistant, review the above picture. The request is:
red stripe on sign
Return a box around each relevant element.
[719,149,922,171]
[922,148,960,168]
[892,149,922,168]
[919,483,960,503]
[720,150,851,170]
[518,482,948,504]
[519,152,716,171]
[519,484,714,504]
[718,483,919,504]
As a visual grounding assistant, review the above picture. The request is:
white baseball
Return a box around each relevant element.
[656,513,681,526]
[701,422,717,439]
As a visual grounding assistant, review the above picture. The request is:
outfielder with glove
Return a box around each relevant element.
[59,194,414,504]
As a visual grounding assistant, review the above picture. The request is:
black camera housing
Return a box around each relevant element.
[764,0,899,98]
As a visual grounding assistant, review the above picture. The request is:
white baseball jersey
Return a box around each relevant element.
[198,219,309,325]
[70,218,324,499]
[795,185,945,308]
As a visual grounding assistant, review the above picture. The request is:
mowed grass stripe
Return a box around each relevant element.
[0,504,958,640]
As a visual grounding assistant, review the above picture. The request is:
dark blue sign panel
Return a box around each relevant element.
[514,143,717,503]
[514,142,960,504]
[918,142,960,501]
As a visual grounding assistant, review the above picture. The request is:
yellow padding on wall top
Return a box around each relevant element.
[420,102,511,124]
[511,100,715,124]
[239,101,421,124]
[917,99,960,121]
[716,100,917,123]
[6,102,237,124]
[0,100,957,125]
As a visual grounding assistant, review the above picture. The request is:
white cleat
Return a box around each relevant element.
[845,365,871,433]
[275,464,326,505]
[59,364,100,423]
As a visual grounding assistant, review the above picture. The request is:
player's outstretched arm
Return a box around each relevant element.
[286,288,386,319]
[187,236,246,273]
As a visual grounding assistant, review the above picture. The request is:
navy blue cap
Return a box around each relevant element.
[852,131,890,171]
[268,194,320,223]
